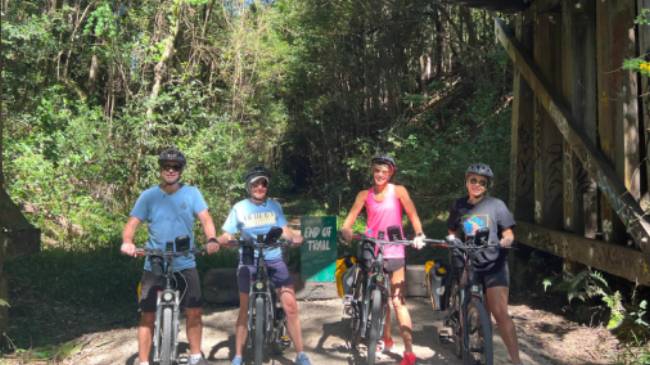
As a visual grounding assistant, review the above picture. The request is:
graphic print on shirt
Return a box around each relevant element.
[462,214,490,236]
[241,211,277,228]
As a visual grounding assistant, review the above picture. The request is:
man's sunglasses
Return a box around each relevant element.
[252,180,268,188]
[468,177,488,187]
[161,164,182,172]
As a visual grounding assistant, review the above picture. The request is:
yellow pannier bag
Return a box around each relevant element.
[335,255,358,297]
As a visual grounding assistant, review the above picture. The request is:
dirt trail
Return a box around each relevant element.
[39,297,619,365]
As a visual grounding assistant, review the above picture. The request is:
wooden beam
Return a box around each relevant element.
[533,10,564,229]
[516,221,650,286]
[597,0,640,243]
[561,0,598,236]
[639,0,650,197]
[495,18,650,253]
[509,15,535,222]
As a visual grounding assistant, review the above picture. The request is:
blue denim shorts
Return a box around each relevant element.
[237,259,293,293]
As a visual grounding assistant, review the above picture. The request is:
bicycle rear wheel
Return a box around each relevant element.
[254,296,265,365]
[462,299,493,365]
[160,307,174,365]
[366,288,382,365]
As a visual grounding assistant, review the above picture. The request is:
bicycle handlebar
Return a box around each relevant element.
[224,238,294,249]
[351,234,414,246]
[135,247,205,257]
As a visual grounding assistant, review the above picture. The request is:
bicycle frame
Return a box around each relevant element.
[138,241,201,365]
[233,229,291,364]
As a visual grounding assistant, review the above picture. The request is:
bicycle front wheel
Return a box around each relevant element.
[160,307,174,365]
[463,299,493,365]
[366,288,382,365]
[254,296,265,365]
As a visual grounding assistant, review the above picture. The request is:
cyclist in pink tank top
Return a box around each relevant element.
[341,155,426,365]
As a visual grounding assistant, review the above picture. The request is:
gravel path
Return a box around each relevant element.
[53,297,617,365]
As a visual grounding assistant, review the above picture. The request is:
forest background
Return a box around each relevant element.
[3,0,521,355]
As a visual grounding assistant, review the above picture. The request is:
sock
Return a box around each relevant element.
[189,353,202,364]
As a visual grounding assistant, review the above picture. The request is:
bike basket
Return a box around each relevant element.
[241,245,255,265]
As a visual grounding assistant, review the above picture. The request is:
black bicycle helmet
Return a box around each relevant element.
[465,163,493,179]
[158,147,186,169]
[244,166,271,192]
[371,154,397,171]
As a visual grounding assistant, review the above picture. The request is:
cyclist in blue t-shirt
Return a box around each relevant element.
[120,148,220,365]
[217,166,312,365]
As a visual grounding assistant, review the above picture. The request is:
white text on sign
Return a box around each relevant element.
[304,226,333,239]
[307,240,330,251]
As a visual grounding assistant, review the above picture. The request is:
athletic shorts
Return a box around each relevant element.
[139,268,202,312]
[477,257,509,288]
[383,258,406,273]
[237,259,293,294]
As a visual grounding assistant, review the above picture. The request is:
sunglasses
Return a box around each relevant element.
[252,180,268,188]
[468,177,488,187]
[161,164,182,172]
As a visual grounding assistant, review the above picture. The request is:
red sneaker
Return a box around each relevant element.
[400,351,417,365]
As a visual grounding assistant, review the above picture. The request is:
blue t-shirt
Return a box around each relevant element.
[130,184,208,271]
[222,198,287,261]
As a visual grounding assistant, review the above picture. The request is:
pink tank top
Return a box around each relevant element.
[365,184,405,259]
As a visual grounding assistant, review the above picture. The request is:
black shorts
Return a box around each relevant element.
[383,258,405,273]
[139,268,202,312]
[476,258,509,288]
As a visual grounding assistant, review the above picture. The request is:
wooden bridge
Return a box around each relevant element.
[455,0,650,285]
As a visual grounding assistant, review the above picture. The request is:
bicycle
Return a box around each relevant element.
[343,229,413,365]
[425,228,496,365]
[227,226,292,365]
[135,236,204,365]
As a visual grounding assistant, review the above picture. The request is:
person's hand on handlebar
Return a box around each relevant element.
[120,242,137,257]
[412,233,427,249]
[289,234,303,246]
[205,237,220,254]
[340,227,354,242]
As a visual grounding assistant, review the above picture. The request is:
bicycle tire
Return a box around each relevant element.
[448,282,463,359]
[367,288,382,365]
[254,296,265,365]
[426,270,437,310]
[160,307,174,365]
[462,299,493,365]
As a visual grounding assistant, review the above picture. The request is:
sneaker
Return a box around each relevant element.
[231,355,242,365]
[376,337,394,353]
[400,351,417,365]
[294,351,312,365]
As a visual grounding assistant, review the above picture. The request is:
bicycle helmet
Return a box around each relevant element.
[158,147,186,169]
[244,166,271,193]
[465,163,493,179]
[371,154,397,171]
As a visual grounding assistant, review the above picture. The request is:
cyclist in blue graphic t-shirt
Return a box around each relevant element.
[447,163,522,365]
[120,148,220,365]
[217,166,312,365]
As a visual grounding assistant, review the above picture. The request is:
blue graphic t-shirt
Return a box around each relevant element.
[447,196,515,248]
[222,198,287,261]
[130,185,208,272]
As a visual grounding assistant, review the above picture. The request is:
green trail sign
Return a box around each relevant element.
[300,216,337,282]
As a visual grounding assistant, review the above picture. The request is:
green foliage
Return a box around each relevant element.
[545,269,650,363]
